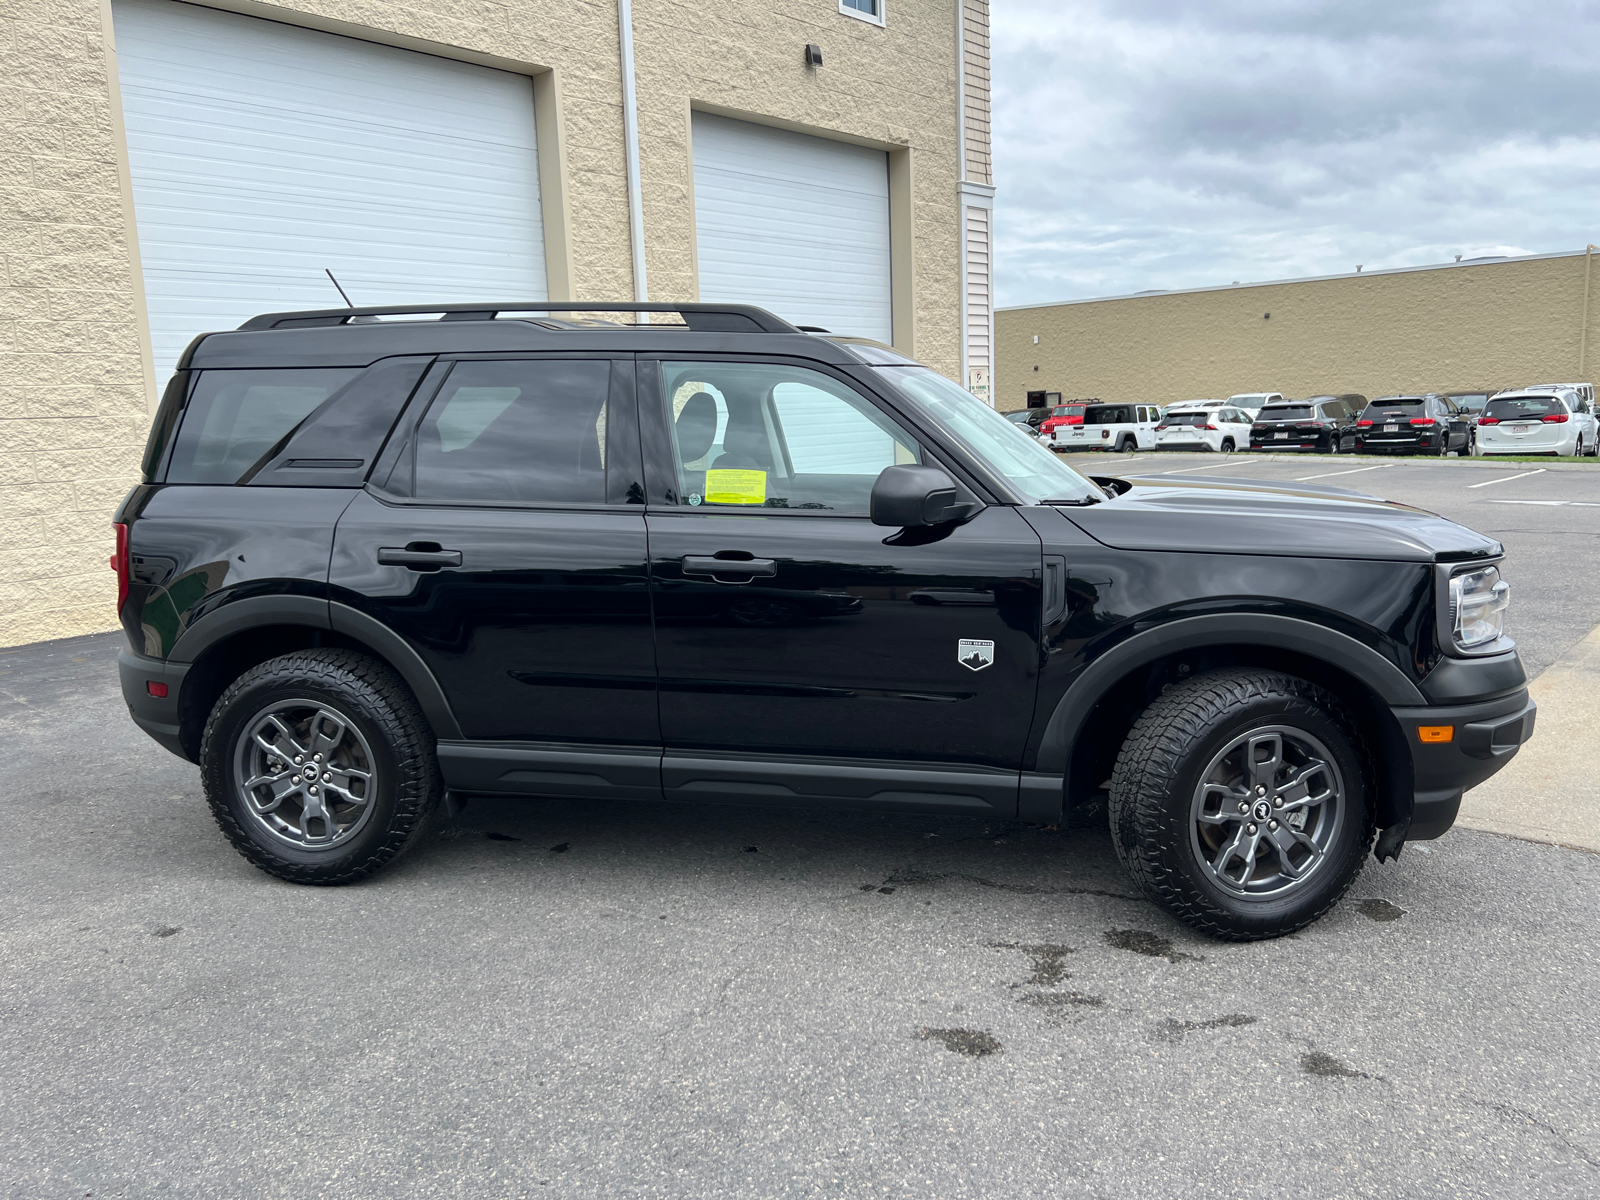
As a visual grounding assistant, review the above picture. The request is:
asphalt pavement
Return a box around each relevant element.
[3,456,1599,1199]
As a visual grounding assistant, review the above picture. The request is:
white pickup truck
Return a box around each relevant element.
[1049,402,1161,452]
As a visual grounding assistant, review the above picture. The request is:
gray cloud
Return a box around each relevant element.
[993,0,1600,305]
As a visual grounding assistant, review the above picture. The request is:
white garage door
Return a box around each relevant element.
[692,113,892,343]
[112,0,547,383]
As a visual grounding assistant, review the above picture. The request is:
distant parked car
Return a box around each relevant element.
[1525,382,1595,409]
[1476,390,1597,457]
[1052,402,1159,452]
[1038,402,1089,438]
[1250,395,1365,453]
[1354,396,1472,456]
[1155,404,1253,453]
[1228,392,1284,417]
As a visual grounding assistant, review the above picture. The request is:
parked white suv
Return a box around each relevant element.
[1228,392,1283,418]
[1476,389,1598,457]
[1156,405,1254,453]
[1051,402,1160,452]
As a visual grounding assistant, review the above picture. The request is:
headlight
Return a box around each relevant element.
[1450,566,1510,649]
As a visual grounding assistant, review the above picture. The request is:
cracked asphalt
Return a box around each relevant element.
[3,455,1598,1198]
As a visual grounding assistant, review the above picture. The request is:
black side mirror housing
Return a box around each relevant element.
[870,465,982,528]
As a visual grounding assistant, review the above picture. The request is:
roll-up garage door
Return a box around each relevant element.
[111,0,547,383]
[692,113,892,343]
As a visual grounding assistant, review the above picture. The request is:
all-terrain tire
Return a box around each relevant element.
[200,649,442,885]
[1107,669,1374,940]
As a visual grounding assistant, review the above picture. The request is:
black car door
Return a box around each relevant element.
[638,355,1044,816]
[329,354,660,798]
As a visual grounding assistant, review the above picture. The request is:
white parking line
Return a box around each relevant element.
[1294,464,1392,482]
[1142,459,1265,475]
[1468,468,1547,489]
[1490,499,1600,506]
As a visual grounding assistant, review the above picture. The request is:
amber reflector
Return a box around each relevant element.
[1417,725,1454,743]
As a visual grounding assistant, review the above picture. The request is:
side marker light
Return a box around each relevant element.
[1417,725,1453,743]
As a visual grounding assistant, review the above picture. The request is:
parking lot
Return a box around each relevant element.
[3,455,1599,1199]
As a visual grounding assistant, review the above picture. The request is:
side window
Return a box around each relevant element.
[659,361,919,513]
[166,368,362,483]
[412,359,610,503]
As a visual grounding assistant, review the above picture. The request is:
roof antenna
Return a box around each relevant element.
[324,268,355,308]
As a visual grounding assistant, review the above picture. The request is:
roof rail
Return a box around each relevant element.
[236,302,799,334]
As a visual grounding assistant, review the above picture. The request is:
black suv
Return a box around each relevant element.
[1250,395,1365,453]
[1354,396,1474,455]
[115,303,1535,940]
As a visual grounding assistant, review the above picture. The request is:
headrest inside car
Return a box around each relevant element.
[676,392,718,462]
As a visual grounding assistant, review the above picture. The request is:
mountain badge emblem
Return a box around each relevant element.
[958,638,995,671]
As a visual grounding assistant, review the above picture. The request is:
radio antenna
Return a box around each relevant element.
[324,268,355,308]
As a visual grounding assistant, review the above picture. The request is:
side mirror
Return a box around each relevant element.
[870,465,981,528]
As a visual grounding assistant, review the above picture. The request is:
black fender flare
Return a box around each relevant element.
[1032,615,1423,821]
[167,594,463,740]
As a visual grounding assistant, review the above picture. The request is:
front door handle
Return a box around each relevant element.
[378,545,463,570]
[682,554,777,579]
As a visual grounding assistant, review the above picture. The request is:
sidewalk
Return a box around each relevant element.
[1456,620,1600,853]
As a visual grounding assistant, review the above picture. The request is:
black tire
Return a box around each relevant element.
[1107,669,1374,940]
[1328,435,1340,455]
[1117,435,1135,453]
[1220,438,1235,454]
[200,649,442,885]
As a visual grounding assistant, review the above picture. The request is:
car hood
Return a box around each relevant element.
[1064,474,1502,563]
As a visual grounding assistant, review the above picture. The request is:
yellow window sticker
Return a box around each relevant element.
[704,469,767,505]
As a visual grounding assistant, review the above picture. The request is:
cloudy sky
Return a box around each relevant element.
[991,0,1600,307]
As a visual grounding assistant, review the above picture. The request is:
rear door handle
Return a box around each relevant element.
[378,545,463,570]
[682,554,777,579]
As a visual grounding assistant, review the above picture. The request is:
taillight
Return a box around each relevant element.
[1410,417,1436,426]
[1357,419,1374,427]
[111,522,129,612]
[1204,424,1218,431]
[1543,413,1570,423]
[1478,417,1498,425]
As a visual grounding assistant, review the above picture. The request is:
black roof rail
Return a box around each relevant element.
[236,302,799,334]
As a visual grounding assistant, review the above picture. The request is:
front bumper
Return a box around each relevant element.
[119,648,192,760]
[1389,689,1537,839]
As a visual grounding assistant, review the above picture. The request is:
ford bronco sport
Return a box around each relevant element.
[115,302,1536,940]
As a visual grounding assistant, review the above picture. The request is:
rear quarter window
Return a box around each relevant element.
[165,368,361,484]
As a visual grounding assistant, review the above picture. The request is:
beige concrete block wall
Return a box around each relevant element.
[0,0,967,647]
[995,252,1600,411]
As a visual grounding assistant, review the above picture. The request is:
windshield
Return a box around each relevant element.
[1052,404,1084,417]
[1160,412,1212,427]
[1258,405,1314,421]
[874,367,1099,504]
[1230,394,1273,405]
[1363,399,1426,417]
[1484,396,1562,420]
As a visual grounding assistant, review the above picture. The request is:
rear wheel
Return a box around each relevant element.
[1117,435,1135,453]
[200,649,442,885]
[1220,438,1235,453]
[1107,669,1374,940]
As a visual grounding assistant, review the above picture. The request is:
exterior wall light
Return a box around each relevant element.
[805,44,823,66]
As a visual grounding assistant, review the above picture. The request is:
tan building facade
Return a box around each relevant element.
[0,0,993,646]
[996,249,1600,412]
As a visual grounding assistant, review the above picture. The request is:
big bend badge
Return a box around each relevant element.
[958,638,995,671]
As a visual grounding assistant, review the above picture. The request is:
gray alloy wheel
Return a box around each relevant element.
[232,698,377,851]
[1189,726,1344,899]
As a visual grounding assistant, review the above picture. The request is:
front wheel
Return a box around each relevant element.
[200,649,443,885]
[1107,669,1374,940]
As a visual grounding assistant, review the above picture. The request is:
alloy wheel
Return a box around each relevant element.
[1189,725,1345,899]
[232,698,378,851]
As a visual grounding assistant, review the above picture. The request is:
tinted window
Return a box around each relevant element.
[1483,396,1563,421]
[1362,399,1426,418]
[413,360,610,503]
[1161,412,1210,427]
[660,361,919,513]
[1259,405,1314,421]
[1085,405,1132,425]
[167,368,361,483]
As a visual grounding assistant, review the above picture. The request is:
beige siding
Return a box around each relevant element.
[0,0,965,646]
[995,252,1600,412]
[960,0,990,186]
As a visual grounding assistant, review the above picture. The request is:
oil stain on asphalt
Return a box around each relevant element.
[989,942,1076,986]
[1300,1050,1373,1079]
[1149,1014,1258,1043]
[1104,929,1203,963]
[918,1028,1003,1057]
[1359,898,1406,922]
